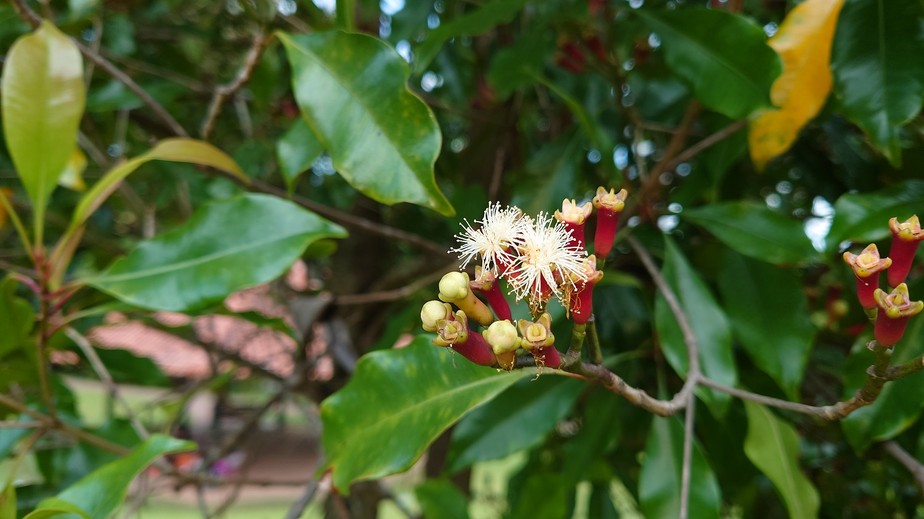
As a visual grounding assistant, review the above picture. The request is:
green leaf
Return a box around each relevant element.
[562,388,622,483]
[276,118,324,192]
[26,435,193,519]
[85,193,347,312]
[826,180,924,251]
[320,336,540,491]
[0,276,35,358]
[68,138,247,233]
[1,484,14,519]
[447,375,584,472]
[718,251,815,399]
[654,238,737,415]
[639,415,722,519]
[842,317,924,452]
[414,0,530,73]
[415,480,471,519]
[831,0,924,166]
[684,201,818,265]
[278,31,454,216]
[487,32,551,99]
[1,21,85,237]
[743,401,820,519]
[637,8,781,119]
[22,499,90,519]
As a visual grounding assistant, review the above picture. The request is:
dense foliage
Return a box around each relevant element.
[2,0,924,517]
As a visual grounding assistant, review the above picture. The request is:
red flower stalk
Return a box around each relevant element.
[554,198,593,250]
[517,313,561,369]
[873,283,924,347]
[887,216,924,287]
[470,267,512,321]
[433,310,497,366]
[842,244,891,310]
[570,255,604,324]
[592,187,628,259]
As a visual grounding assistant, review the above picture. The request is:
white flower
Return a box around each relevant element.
[505,212,588,306]
[451,203,527,276]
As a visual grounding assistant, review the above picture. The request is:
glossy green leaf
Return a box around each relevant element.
[562,388,622,483]
[744,401,820,519]
[0,277,35,358]
[831,0,924,166]
[1,21,85,237]
[276,118,323,191]
[684,201,818,265]
[320,336,539,491]
[278,31,454,216]
[447,375,584,472]
[414,0,530,73]
[68,138,247,233]
[842,317,924,452]
[21,499,90,519]
[415,480,471,519]
[718,252,815,399]
[637,8,780,119]
[826,180,924,251]
[655,238,737,415]
[639,415,721,519]
[26,435,193,519]
[85,193,347,311]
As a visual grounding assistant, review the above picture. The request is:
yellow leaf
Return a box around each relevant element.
[59,148,88,191]
[748,0,844,170]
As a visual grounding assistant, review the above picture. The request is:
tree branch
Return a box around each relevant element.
[200,31,271,139]
[883,441,924,494]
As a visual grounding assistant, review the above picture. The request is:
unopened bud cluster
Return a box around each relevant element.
[420,187,627,369]
[843,216,924,347]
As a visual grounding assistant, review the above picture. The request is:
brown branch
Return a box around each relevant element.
[679,390,696,519]
[0,420,43,429]
[663,119,747,172]
[883,441,924,494]
[10,0,190,137]
[335,261,457,305]
[200,32,272,139]
[0,392,131,455]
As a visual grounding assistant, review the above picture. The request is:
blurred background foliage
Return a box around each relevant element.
[2,0,924,517]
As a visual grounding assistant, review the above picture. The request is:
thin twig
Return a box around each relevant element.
[883,441,924,494]
[0,420,43,429]
[200,31,271,139]
[0,392,131,454]
[663,120,747,173]
[679,391,696,519]
[284,479,320,519]
[10,0,190,137]
[65,327,150,440]
[335,261,457,305]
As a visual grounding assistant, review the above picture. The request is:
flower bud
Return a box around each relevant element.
[517,313,561,368]
[484,320,520,370]
[421,300,453,332]
[842,244,891,310]
[570,255,604,324]
[592,187,628,259]
[433,311,496,366]
[873,283,924,347]
[554,198,593,250]
[439,271,494,326]
[887,216,924,286]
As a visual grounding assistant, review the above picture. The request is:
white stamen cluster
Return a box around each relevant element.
[452,204,588,307]
[451,202,528,275]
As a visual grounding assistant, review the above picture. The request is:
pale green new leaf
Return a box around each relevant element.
[1,21,85,237]
[744,401,820,519]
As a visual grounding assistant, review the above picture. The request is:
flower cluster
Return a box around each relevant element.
[843,215,924,347]
[422,187,627,369]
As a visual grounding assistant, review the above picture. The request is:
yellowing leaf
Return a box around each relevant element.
[0,188,12,230]
[748,0,844,170]
[59,148,88,191]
